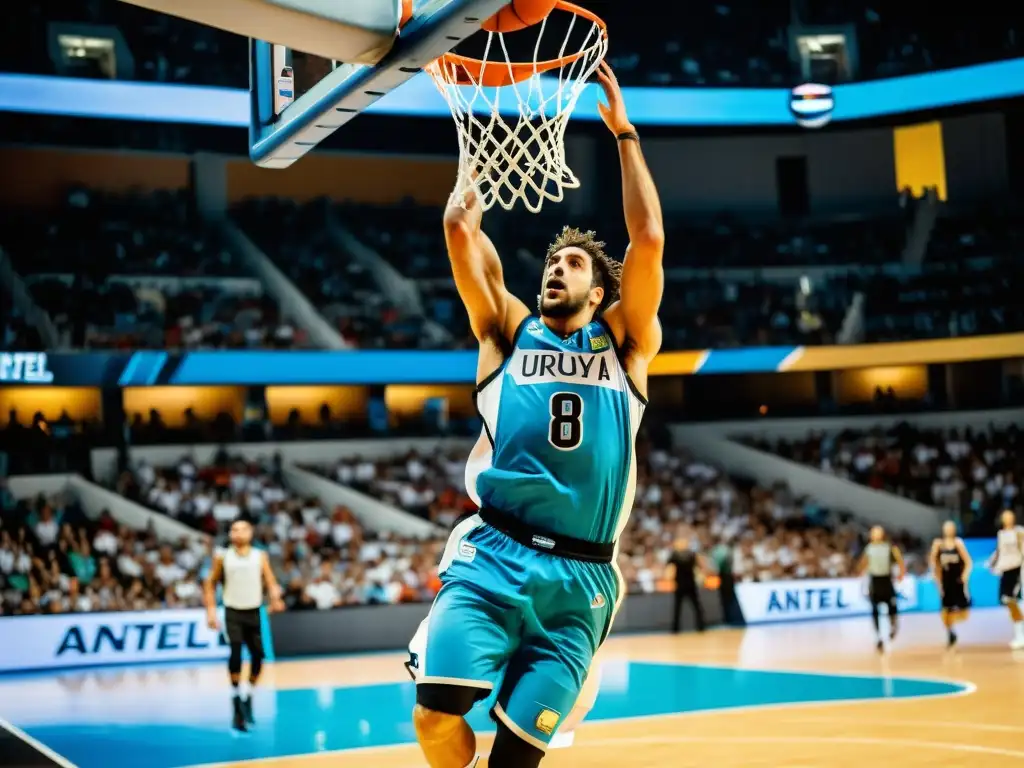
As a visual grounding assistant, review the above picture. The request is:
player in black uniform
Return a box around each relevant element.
[930,520,972,649]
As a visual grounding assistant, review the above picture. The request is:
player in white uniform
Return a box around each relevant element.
[204,518,285,731]
[988,510,1024,649]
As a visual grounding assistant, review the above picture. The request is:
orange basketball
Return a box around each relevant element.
[704,575,722,590]
[481,0,559,33]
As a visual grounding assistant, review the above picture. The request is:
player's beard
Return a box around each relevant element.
[539,290,589,319]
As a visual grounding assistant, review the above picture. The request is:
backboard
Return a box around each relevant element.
[117,0,511,168]
[249,0,511,169]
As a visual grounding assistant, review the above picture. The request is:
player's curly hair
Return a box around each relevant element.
[546,226,622,314]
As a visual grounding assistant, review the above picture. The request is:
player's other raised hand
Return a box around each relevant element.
[594,61,633,135]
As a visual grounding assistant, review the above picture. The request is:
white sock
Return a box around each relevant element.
[239,680,250,697]
[1014,621,1024,638]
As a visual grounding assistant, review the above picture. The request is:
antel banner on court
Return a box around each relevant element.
[735,576,919,625]
[0,609,235,673]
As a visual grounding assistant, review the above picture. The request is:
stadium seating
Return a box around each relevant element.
[313,439,928,592]
[116,450,449,609]
[0,189,306,350]
[3,0,1020,87]
[6,187,1024,352]
[744,421,1023,535]
[0,494,209,615]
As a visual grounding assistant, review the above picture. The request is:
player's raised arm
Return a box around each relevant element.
[442,179,527,344]
[594,61,665,359]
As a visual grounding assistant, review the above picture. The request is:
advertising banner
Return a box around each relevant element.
[736,576,919,625]
[0,608,273,673]
[6,334,1023,387]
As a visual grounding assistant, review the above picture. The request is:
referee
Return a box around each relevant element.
[204,517,285,732]
[857,525,906,653]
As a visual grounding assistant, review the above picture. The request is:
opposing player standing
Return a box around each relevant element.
[930,520,972,649]
[412,61,663,768]
[857,525,906,653]
[988,509,1024,649]
[204,518,285,732]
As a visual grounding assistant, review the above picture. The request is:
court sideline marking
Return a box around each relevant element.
[385,735,1024,767]
[0,715,79,768]
[566,734,1024,759]
[788,715,1024,734]
[181,677,977,768]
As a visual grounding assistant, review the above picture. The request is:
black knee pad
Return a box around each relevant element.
[415,682,483,717]
[228,644,243,676]
[488,719,544,768]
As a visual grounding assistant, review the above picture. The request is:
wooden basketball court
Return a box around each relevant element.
[4,608,1024,768]
[202,608,1024,768]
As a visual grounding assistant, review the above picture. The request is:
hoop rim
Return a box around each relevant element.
[431,1,607,88]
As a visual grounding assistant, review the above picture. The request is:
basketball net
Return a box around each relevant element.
[426,4,607,214]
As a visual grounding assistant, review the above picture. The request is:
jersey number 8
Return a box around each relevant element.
[549,392,583,450]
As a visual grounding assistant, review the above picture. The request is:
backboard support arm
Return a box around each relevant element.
[249,0,509,169]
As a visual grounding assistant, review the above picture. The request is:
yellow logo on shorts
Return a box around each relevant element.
[535,708,560,735]
[589,334,609,351]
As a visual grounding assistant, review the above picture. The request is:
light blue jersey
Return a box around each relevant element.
[467,315,647,543]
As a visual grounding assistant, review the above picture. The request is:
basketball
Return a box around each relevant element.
[481,0,559,33]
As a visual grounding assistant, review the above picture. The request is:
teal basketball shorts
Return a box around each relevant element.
[417,514,621,752]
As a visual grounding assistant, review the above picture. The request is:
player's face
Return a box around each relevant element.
[230,521,253,546]
[1002,510,1016,529]
[942,521,956,538]
[540,247,601,320]
[870,526,884,542]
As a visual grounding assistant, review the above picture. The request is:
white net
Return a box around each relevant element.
[425,4,607,214]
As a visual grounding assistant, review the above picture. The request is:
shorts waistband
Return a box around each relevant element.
[478,507,614,564]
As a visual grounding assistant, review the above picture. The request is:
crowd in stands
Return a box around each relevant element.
[117,450,448,609]
[3,0,1021,89]
[1,188,304,350]
[0,493,209,616]
[747,421,1023,534]
[317,438,928,591]
[231,198,416,350]
[5,185,1024,352]
[2,425,940,616]
[855,201,1024,342]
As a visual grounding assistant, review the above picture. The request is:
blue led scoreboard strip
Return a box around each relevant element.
[1,57,1022,127]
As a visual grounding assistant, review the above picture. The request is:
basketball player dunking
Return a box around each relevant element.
[988,509,1024,649]
[930,520,972,648]
[203,518,285,731]
[412,61,664,768]
[857,526,906,653]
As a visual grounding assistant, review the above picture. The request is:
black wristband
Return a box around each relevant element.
[617,130,640,143]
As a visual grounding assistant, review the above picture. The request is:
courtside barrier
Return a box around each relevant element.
[0,607,274,674]
[735,576,920,625]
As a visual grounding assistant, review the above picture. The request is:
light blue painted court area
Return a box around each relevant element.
[2,660,968,768]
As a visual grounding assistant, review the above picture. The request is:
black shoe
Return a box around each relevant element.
[876,639,884,654]
[947,631,958,649]
[232,695,248,732]
[243,696,255,725]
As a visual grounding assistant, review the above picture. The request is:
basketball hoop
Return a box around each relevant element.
[426,1,608,214]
